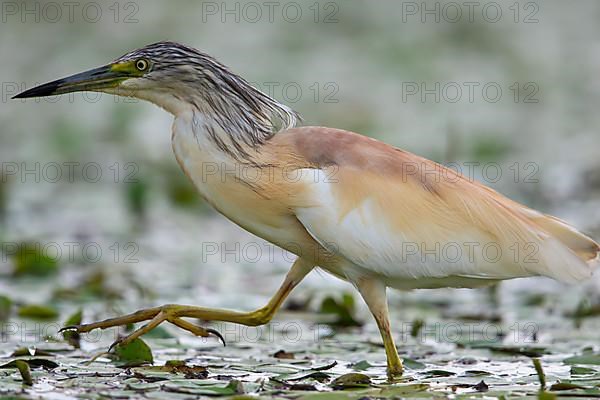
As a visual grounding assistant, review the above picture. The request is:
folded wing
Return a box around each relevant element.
[283,127,598,285]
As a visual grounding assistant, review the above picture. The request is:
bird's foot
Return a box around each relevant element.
[59,304,226,351]
[386,362,404,381]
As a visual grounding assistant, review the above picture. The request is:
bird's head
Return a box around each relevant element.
[13,41,298,138]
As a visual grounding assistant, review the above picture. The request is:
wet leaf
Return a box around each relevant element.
[549,382,587,391]
[277,361,337,381]
[62,308,82,348]
[319,293,362,327]
[536,391,557,400]
[0,295,12,320]
[113,338,154,367]
[564,352,600,365]
[11,348,55,357]
[10,242,60,276]
[284,371,331,382]
[17,304,59,320]
[0,358,59,369]
[14,360,32,386]
[463,370,491,376]
[331,373,371,389]
[126,178,150,219]
[136,360,208,380]
[165,169,204,209]
[568,299,600,319]
[53,270,123,301]
[162,379,244,395]
[423,369,456,377]
[495,345,546,357]
[351,360,373,371]
[379,383,429,396]
[404,358,426,370]
[570,366,596,375]
[411,318,424,337]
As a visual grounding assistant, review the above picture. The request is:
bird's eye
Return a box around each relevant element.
[135,59,149,71]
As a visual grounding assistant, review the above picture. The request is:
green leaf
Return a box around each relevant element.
[564,352,600,365]
[161,379,244,395]
[380,383,429,396]
[331,373,371,389]
[11,348,55,357]
[570,366,596,375]
[134,360,208,379]
[0,295,12,320]
[410,318,424,337]
[351,360,373,371]
[126,178,150,218]
[62,309,82,348]
[113,338,154,367]
[11,242,59,277]
[549,382,587,391]
[0,358,59,369]
[14,360,32,386]
[319,293,362,327]
[17,304,59,320]
[404,358,426,370]
[423,369,455,377]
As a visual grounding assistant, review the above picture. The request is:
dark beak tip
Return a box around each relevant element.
[12,65,117,100]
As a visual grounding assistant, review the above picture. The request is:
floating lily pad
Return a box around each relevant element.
[11,242,60,276]
[319,293,362,327]
[564,352,600,365]
[0,295,12,320]
[113,338,154,367]
[331,373,371,389]
[17,304,59,320]
[62,308,82,348]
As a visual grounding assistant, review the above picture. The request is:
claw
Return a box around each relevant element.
[206,328,226,346]
[108,338,123,353]
[58,325,80,333]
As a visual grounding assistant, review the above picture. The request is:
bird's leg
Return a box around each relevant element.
[355,277,403,380]
[62,258,313,350]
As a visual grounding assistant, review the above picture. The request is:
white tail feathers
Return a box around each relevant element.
[524,211,599,283]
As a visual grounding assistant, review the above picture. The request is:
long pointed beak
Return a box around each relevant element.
[12,65,127,99]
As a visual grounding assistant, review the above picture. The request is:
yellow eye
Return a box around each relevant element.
[135,59,149,71]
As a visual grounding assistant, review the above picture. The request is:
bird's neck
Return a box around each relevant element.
[169,93,297,162]
[172,109,262,164]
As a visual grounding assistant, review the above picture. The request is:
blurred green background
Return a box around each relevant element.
[0,0,599,345]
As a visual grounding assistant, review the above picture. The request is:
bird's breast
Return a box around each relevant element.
[170,119,320,258]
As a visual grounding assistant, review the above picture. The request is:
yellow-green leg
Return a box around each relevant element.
[355,277,403,380]
[62,258,313,350]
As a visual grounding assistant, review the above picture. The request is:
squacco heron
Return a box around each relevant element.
[14,42,599,379]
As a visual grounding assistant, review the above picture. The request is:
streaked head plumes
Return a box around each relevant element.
[14,41,299,151]
[113,42,299,143]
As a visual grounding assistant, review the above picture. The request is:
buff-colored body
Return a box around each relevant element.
[172,111,599,289]
[15,41,599,380]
